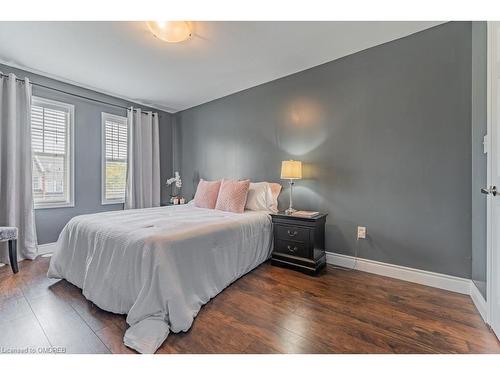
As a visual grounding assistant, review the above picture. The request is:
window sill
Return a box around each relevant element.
[101,200,125,206]
[34,202,75,210]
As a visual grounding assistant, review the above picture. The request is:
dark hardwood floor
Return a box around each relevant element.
[1,256,499,354]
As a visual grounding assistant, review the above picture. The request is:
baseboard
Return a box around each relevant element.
[325,251,471,295]
[1,242,55,266]
[38,242,57,255]
[470,281,488,323]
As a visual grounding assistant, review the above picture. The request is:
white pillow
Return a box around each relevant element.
[245,182,273,211]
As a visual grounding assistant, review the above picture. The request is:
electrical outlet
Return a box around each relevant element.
[357,226,367,239]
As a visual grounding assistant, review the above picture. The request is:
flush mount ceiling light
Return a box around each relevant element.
[146,21,192,43]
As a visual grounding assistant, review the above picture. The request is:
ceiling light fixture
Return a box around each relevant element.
[146,21,192,43]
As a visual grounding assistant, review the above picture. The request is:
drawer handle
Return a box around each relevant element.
[287,245,298,253]
[287,230,298,237]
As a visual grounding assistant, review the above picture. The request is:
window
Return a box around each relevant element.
[31,97,74,209]
[102,113,128,204]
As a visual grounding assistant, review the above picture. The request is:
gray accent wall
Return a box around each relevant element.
[176,22,473,278]
[471,22,488,298]
[0,63,174,244]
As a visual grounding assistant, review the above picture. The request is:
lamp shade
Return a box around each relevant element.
[281,160,302,180]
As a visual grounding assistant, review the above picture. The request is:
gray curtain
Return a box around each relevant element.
[125,107,160,209]
[0,72,38,263]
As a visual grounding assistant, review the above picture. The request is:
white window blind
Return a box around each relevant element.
[31,97,74,208]
[102,113,128,204]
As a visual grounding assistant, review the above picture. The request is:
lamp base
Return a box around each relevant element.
[285,207,297,215]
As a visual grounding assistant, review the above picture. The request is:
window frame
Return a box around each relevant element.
[101,112,128,205]
[32,96,75,210]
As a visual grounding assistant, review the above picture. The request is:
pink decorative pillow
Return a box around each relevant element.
[194,179,221,209]
[268,182,282,212]
[215,179,251,213]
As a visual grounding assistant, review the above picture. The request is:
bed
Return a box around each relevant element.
[47,203,273,353]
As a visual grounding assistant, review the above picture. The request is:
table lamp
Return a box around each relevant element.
[281,160,302,215]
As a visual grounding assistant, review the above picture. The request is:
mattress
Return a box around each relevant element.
[47,204,273,353]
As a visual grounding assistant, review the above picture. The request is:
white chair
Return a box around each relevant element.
[0,227,18,273]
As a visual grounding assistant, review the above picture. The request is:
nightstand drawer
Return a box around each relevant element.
[274,239,310,258]
[275,225,310,243]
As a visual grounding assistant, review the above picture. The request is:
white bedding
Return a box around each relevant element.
[47,204,273,353]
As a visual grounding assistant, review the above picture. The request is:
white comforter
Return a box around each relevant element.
[47,204,273,353]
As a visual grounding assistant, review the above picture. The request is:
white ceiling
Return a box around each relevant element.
[0,21,443,112]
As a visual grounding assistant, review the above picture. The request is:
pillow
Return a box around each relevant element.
[246,182,273,211]
[215,179,250,213]
[193,179,221,209]
[268,182,282,213]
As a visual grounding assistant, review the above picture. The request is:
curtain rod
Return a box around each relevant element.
[0,72,156,115]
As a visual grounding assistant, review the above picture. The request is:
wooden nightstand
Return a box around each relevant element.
[270,212,327,275]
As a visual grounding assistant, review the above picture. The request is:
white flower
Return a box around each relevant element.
[166,171,182,188]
